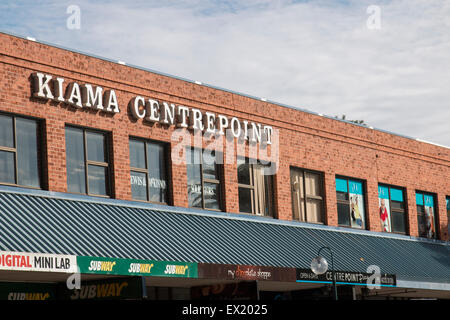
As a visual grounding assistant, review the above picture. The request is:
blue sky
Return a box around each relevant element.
[0,0,449,147]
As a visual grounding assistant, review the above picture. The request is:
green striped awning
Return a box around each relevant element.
[0,186,448,286]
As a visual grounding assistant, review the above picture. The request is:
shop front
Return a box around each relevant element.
[0,186,448,300]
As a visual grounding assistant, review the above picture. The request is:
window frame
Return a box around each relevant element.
[446,196,450,241]
[290,166,325,224]
[65,125,111,198]
[335,175,367,230]
[415,191,439,239]
[0,112,42,189]
[129,136,170,205]
[237,156,275,217]
[378,183,408,235]
[186,147,223,211]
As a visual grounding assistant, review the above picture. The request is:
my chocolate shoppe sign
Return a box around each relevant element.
[198,263,296,282]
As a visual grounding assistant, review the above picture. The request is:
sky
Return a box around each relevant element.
[0,0,449,147]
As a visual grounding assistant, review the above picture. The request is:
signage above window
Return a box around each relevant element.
[30,72,274,145]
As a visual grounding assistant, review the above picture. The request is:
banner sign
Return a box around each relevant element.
[296,268,396,287]
[0,251,77,273]
[77,256,198,278]
[58,276,144,300]
[198,263,296,282]
[0,282,57,300]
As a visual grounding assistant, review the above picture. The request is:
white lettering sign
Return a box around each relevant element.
[30,72,274,145]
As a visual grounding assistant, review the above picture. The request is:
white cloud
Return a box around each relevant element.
[1,0,449,146]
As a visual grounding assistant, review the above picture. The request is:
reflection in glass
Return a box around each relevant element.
[148,143,167,203]
[202,150,217,180]
[188,183,202,208]
[204,183,219,209]
[131,171,147,201]
[86,131,106,162]
[237,157,250,185]
[186,148,201,185]
[0,115,14,148]
[129,139,146,169]
[88,165,107,196]
[0,151,15,184]
[16,118,40,187]
[66,127,86,194]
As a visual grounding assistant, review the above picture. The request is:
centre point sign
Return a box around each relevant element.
[31,72,274,145]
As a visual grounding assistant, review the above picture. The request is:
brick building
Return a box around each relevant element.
[0,31,449,300]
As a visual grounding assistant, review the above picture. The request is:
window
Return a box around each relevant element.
[65,126,110,196]
[290,167,324,223]
[416,192,438,239]
[0,113,41,188]
[237,157,275,217]
[186,148,222,210]
[447,196,450,241]
[336,177,366,229]
[378,185,407,234]
[129,138,168,204]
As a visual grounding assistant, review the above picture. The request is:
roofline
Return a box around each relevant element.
[1,185,448,247]
[1,29,448,150]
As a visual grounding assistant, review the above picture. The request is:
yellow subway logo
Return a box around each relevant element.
[128,263,154,274]
[88,260,116,272]
[164,264,189,275]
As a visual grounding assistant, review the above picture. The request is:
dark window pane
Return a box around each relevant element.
[263,174,274,217]
[204,182,220,210]
[239,187,253,214]
[416,205,425,214]
[188,182,202,208]
[16,118,40,188]
[391,211,406,233]
[86,131,106,162]
[336,191,349,201]
[147,143,167,203]
[131,171,147,201]
[0,150,15,184]
[0,115,14,148]
[338,202,350,226]
[391,201,404,211]
[129,139,146,169]
[66,127,86,194]
[417,213,427,238]
[88,165,108,196]
[237,157,250,185]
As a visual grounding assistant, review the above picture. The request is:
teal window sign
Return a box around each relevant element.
[348,180,363,195]
[390,188,404,202]
[336,178,348,193]
[378,186,389,200]
[416,193,424,206]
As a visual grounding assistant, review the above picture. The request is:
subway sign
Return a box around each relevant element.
[77,256,198,278]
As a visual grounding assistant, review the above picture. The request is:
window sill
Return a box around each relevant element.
[0,182,42,191]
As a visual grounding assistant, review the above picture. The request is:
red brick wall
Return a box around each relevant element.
[1,32,449,240]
